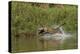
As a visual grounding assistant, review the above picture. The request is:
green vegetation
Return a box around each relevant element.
[11,2,78,53]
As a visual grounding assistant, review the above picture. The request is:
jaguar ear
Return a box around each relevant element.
[43,27,48,32]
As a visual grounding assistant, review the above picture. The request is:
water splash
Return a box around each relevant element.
[39,25,72,43]
[58,26,72,43]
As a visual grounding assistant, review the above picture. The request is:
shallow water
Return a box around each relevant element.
[11,27,77,53]
[12,33,77,53]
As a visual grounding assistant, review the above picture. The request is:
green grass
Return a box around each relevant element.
[11,2,78,53]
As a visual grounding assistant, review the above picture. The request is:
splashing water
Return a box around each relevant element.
[39,25,72,43]
[58,26,72,42]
